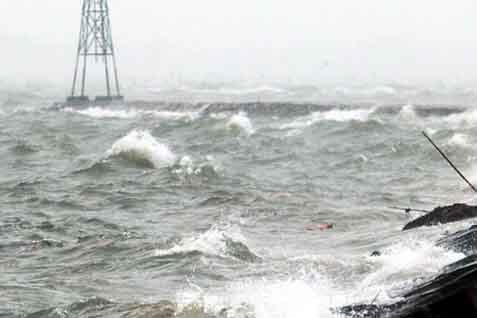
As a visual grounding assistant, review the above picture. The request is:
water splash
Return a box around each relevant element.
[155,224,258,261]
[398,104,419,122]
[447,133,471,148]
[106,130,177,168]
[64,106,138,119]
[281,108,375,130]
[226,112,255,136]
[64,106,202,122]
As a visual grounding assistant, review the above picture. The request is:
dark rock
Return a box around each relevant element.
[338,255,477,317]
[437,225,477,255]
[370,251,382,257]
[403,204,477,231]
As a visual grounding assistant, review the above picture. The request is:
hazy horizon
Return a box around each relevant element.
[2,0,477,91]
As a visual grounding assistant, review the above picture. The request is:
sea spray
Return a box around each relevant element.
[154,224,258,261]
[356,238,464,302]
[280,108,375,130]
[64,106,203,121]
[445,108,477,127]
[64,106,138,119]
[398,104,419,122]
[226,112,255,136]
[448,133,471,148]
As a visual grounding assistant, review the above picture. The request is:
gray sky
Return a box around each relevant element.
[2,0,477,87]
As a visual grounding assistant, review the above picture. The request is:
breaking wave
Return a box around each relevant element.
[281,108,376,130]
[357,238,465,300]
[448,133,471,148]
[398,104,419,122]
[155,225,260,262]
[226,112,255,136]
[63,106,202,122]
[174,234,464,318]
[64,106,138,119]
[106,130,177,168]
[444,108,477,127]
[177,275,339,318]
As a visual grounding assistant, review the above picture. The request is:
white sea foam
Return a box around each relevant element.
[281,108,375,130]
[445,109,477,127]
[64,106,203,122]
[107,130,176,168]
[148,110,201,121]
[176,234,464,318]
[226,112,255,136]
[448,133,471,148]
[424,127,438,136]
[177,275,340,318]
[64,107,138,119]
[209,112,228,120]
[155,224,246,258]
[398,104,419,122]
[357,238,464,301]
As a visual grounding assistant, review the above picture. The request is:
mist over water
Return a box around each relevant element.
[2,88,477,317]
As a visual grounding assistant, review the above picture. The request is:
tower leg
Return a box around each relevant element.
[67,0,123,105]
[104,56,112,97]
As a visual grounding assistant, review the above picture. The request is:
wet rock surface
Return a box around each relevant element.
[437,225,477,256]
[340,206,477,317]
[402,204,477,231]
[339,255,477,317]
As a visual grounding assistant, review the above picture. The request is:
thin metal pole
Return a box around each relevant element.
[71,1,87,97]
[105,0,121,96]
[422,131,477,193]
[101,2,111,97]
[80,0,91,97]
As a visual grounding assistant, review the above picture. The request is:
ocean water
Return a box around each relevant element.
[1,86,477,317]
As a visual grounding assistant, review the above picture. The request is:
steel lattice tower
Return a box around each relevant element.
[68,0,123,104]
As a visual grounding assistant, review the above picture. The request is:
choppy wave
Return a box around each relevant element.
[444,108,477,127]
[174,235,464,318]
[155,225,259,262]
[357,238,464,301]
[64,106,203,122]
[281,108,376,130]
[398,104,420,122]
[447,133,471,148]
[171,155,220,178]
[226,112,255,136]
[106,130,177,168]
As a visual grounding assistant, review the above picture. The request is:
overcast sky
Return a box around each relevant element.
[2,0,477,87]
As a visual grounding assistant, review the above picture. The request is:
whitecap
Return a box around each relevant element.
[281,108,375,130]
[64,106,204,122]
[155,224,248,258]
[148,110,199,122]
[358,238,464,299]
[177,276,340,318]
[226,112,255,136]
[445,109,477,127]
[106,130,176,168]
[398,104,419,122]
[448,133,471,148]
[64,107,138,119]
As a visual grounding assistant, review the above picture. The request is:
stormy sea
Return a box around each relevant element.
[2,83,477,317]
